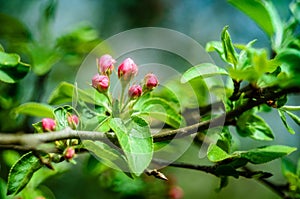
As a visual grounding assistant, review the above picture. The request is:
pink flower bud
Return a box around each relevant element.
[64,147,75,160]
[168,186,184,199]
[92,74,110,92]
[67,115,79,129]
[118,58,138,82]
[41,118,56,132]
[128,84,142,99]
[97,54,116,76]
[144,73,159,90]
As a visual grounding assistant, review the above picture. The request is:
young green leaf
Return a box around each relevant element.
[12,102,54,118]
[28,43,61,76]
[228,0,283,49]
[181,63,228,83]
[282,158,296,176]
[236,113,274,140]
[207,144,233,162]
[240,145,297,164]
[281,106,300,111]
[53,105,74,129]
[290,0,300,22]
[109,117,153,176]
[7,152,43,195]
[48,81,109,109]
[216,126,232,153]
[221,26,238,66]
[0,62,30,83]
[83,140,129,171]
[205,41,226,62]
[285,110,300,126]
[0,178,7,199]
[275,48,300,74]
[278,109,296,134]
[134,97,185,128]
[208,144,296,166]
[0,51,20,66]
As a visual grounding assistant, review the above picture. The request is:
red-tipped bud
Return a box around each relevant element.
[97,54,116,76]
[128,84,142,99]
[64,147,75,160]
[168,186,184,199]
[144,73,159,90]
[118,58,138,82]
[41,118,56,132]
[92,74,110,92]
[67,115,79,129]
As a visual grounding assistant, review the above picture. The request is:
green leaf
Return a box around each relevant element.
[221,26,238,66]
[12,102,54,118]
[7,152,43,195]
[236,113,274,140]
[207,144,233,162]
[228,0,283,49]
[290,0,300,23]
[205,41,226,62]
[181,63,228,83]
[0,62,30,83]
[48,81,109,108]
[282,158,296,176]
[82,140,129,171]
[0,51,20,66]
[278,109,296,134]
[109,117,153,176]
[2,150,20,167]
[134,97,185,128]
[0,178,7,199]
[241,145,297,164]
[216,126,232,153]
[53,105,74,129]
[28,43,61,76]
[276,48,300,74]
[208,144,296,166]
[47,81,78,105]
[281,106,300,111]
[285,110,300,126]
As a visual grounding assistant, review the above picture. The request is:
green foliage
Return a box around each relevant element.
[208,144,296,165]
[221,26,238,66]
[12,102,54,118]
[228,0,283,49]
[0,50,30,83]
[2,0,300,197]
[236,112,274,140]
[133,97,185,128]
[181,63,228,83]
[82,140,129,171]
[7,152,43,195]
[109,117,153,176]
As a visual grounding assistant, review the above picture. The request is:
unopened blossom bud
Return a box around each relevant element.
[64,147,75,160]
[143,73,159,90]
[97,54,116,76]
[67,115,79,129]
[41,118,56,132]
[92,74,109,92]
[128,84,142,99]
[118,58,138,82]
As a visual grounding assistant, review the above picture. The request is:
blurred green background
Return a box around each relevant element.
[0,0,299,198]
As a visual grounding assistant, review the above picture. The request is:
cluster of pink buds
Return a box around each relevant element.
[92,54,159,102]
